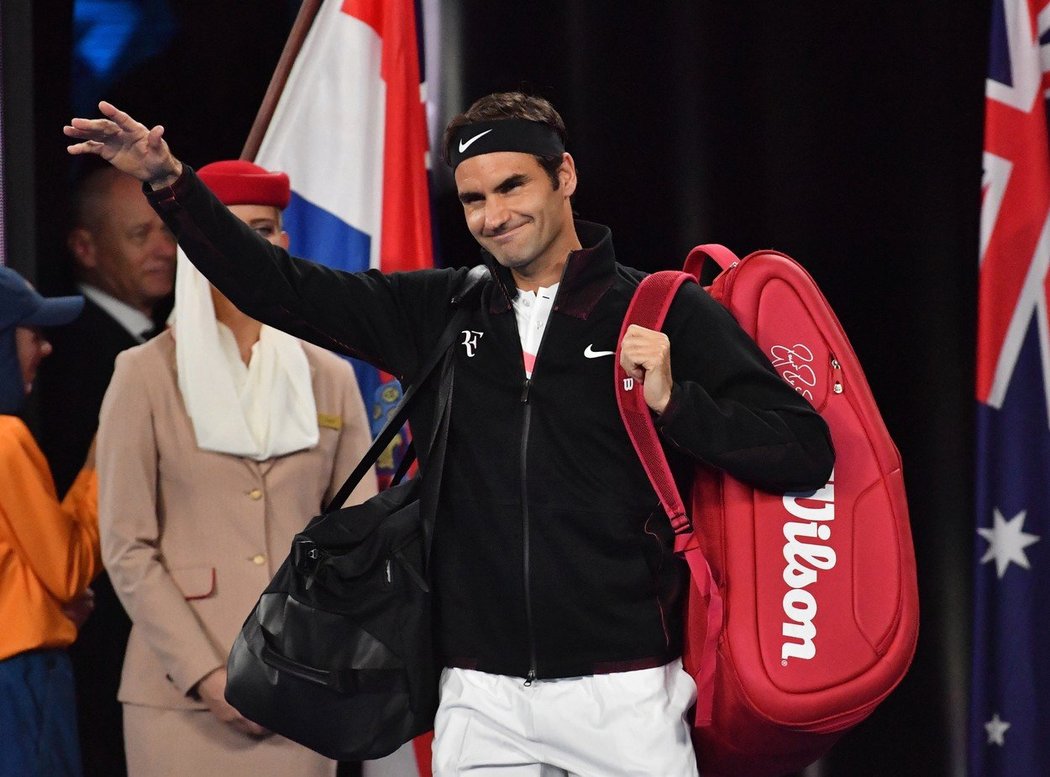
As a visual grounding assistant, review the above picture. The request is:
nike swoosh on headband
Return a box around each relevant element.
[458,129,494,153]
[584,344,616,359]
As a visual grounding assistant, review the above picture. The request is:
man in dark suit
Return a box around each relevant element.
[36,164,176,777]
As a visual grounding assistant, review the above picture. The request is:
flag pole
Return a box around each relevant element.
[241,0,324,161]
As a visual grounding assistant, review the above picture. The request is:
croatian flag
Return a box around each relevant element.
[970,1,1050,774]
[249,0,434,486]
[247,1,435,774]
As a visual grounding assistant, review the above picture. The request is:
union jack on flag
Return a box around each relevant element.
[971,1,1050,774]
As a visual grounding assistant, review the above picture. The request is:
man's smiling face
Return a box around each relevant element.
[455,151,578,287]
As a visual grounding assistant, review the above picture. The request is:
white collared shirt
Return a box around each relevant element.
[78,283,155,342]
[512,283,559,379]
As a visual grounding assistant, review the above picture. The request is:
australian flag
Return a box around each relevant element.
[970,1,1050,774]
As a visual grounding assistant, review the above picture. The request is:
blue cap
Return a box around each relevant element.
[0,265,83,331]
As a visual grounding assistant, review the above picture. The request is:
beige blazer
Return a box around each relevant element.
[97,331,378,709]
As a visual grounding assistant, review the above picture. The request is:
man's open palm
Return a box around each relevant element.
[64,101,182,187]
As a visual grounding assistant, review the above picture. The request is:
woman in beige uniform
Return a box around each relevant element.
[96,161,378,777]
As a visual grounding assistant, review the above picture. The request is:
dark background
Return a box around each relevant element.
[7,2,987,775]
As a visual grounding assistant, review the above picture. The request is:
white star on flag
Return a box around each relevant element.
[985,713,1011,746]
[978,509,1040,578]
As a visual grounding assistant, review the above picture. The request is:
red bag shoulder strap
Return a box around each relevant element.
[615,270,694,533]
[614,248,741,530]
[615,253,740,727]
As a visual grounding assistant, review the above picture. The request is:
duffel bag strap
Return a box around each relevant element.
[417,347,455,562]
[323,266,489,514]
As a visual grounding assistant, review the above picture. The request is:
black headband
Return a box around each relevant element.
[448,119,565,169]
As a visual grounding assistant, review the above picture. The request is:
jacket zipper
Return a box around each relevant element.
[520,377,537,686]
[517,277,568,687]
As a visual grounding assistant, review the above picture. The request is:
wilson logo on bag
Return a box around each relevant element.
[780,482,837,662]
[616,245,919,777]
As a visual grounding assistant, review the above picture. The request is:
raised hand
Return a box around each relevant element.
[64,101,183,188]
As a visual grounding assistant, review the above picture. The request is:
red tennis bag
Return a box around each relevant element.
[615,245,919,777]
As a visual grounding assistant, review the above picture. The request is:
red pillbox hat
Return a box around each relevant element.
[197,160,291,209]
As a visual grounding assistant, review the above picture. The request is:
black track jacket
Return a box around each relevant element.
[147,167,834,681]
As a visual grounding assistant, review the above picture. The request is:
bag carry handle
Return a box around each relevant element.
[323,266,489,514]
[683,243,740,280]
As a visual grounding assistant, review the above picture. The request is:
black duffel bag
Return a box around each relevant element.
[226,476,435,759]
[224,268,486,760]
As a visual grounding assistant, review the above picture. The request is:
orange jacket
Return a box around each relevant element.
[0,415,101,660]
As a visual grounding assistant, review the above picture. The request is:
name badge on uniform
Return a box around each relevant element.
[317,413,343,431]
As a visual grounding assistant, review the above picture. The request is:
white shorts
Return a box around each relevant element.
[432,659,699,777]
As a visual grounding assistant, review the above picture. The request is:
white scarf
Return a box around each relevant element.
[173,249,318,460]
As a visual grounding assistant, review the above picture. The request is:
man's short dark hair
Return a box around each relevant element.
[443,92,568,189]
